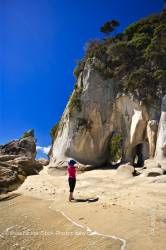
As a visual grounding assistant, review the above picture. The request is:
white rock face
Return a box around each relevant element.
[155,95,166,161]
[147,120,158,158]
[50,62,115,166]
[130,109,147,146]
[111,96,139,160]
[144,159,161,169]
[50,62,163,168]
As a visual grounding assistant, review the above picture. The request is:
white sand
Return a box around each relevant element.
[14,167,166,249]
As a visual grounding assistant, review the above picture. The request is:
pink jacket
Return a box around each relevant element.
[67,165,76,178]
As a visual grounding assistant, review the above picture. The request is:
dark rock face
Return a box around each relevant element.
[0,164,19,193]
[9,157,43,175]
[0,131,42,194]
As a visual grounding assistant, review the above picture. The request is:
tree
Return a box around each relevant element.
[100,19,120,36]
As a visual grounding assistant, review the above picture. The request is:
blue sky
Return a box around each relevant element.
[0,0,163,158]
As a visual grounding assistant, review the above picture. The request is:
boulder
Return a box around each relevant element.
[140,168,164,177]
[117,164,135,178]
[144,159,161,169]
[0,156,43,194]
[0,130,43,194]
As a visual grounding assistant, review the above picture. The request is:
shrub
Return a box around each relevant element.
[129,33,151,49]
[85,40,107,61]
[73,12,166,103]
[154,69,166,94]
[76,118,93,131]
[68,89,82,114]
[108,133,123,162]
[138,24,154,37]
[20,129,34,139]
[74,59,85,78]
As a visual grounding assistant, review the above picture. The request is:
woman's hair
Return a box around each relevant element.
[68,159,76,166]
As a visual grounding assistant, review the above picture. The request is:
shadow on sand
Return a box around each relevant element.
[73,197,99,203]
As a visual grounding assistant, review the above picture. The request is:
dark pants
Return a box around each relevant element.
[68,178,76,192]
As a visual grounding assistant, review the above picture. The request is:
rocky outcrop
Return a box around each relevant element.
[49,60,165,168]
[50,62,115,167]
[0,129,36,159]
[155,96,166,161]
[0,130,43,193]
[49,12,166,169]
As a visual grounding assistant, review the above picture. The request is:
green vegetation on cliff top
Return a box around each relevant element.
[74,11,166,103]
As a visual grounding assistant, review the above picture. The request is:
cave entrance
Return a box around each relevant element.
[131,143,144,167]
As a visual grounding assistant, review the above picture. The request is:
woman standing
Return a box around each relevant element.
[67,159,77,202]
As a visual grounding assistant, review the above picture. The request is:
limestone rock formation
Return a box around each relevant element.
[155,96,166,161]
[0,130,42,193]
[50,62,115,167]
[49,12,166,169]
[49,61,163,168]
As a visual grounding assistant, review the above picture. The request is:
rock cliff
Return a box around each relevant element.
[49,12,166,168]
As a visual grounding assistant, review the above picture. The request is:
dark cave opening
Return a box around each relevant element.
[131,143,144,167]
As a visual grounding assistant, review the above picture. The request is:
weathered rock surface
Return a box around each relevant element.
[155,96,166,161]
[0,155,19,162]
[37,158,49,166]
[0,164,19,193]
[49,61,165,169]
[144,159,161,169]
[50,63,115,167]
[0,130,43,193]
[116,164,135,178]
[147,120,158,158]
[0,133,36,159]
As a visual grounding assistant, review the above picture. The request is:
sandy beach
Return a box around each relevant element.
[1,167,166,250]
